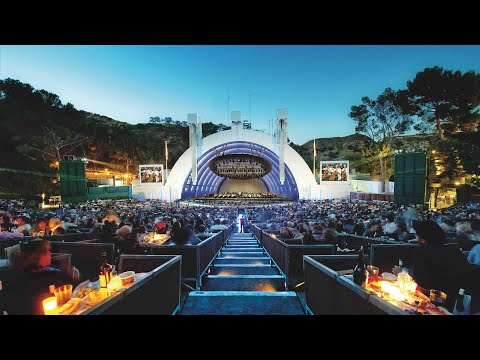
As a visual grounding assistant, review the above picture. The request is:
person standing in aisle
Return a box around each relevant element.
[239,215,245,233]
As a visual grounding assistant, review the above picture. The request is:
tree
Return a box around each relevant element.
[112,151,134,173]
[407,66,480,140]
[17,127,85,163]
[149,116,161,123]
[217,124,231,132]
[430,130,480,189]
[349,88,413,192]
[84,136,111,169]
[36,89,63,108]
[243,119,252,130]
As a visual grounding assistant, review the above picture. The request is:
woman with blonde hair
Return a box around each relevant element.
[114,225,134,257]
[48,218,65,235]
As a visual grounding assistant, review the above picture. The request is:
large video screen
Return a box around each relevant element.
[139,164,164,184]
[320,161,349,182]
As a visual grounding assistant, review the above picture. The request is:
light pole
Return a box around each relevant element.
[165,141,168,171]
[42,193,45,208]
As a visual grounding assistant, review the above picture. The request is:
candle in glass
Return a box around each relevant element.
[43,296,57,315]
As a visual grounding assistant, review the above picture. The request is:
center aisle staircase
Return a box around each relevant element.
[180,230,305,315]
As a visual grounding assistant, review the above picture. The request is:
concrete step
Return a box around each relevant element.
[224,245,259,248]
[229,239,257,243]
[219,252,267,258]
[222,248,263,252]
[180,291,304,315]
[209,265,279,275]
[225,243,260,248]
[215,257,270,265]
[202,275,286,292]
[229,240,257,243]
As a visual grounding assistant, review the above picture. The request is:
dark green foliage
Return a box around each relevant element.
[349,88,414,191]
[0,78,230,195]
[407,66,480,139]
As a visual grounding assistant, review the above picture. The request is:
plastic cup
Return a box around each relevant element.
[54,284,73,306]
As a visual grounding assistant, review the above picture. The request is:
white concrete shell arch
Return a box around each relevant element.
[165,128,317,201]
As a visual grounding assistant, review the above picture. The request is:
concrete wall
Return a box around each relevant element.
[308,184,353,200]
[350,180,394,194]
[131,181,171,201]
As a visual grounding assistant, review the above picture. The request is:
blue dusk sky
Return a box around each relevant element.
[1,45,479,144]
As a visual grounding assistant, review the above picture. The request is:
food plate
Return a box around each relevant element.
[73,279,99,299]
[58,298,82,315]
[83,288,109,306]
[381,272,398,280]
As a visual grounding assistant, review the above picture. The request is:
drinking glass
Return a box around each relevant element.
[367,265,379,282]
[54,284,73,306]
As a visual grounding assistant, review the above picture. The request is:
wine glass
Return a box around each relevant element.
[367,265,379,283]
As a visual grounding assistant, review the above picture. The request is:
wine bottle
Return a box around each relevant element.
[453,288,471,315]
[456,289,464,312]
[353,246,368,287]
[100,252,113,284]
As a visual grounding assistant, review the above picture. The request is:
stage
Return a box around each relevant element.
[194,196,288,201]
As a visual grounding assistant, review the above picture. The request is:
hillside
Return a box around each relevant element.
[298,133,434,175]
[0,78,437,196]
[0,78,228,195]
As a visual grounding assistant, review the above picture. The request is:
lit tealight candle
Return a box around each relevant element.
[43,296,58,315]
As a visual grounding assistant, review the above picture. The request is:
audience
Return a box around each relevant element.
[1,197,480,314]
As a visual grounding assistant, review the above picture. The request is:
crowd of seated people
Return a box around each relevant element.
[0,198,236,254]
[2,198,479,251]
[247,199,480,251]
[1,197,480,314]
[2,197,479,254]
